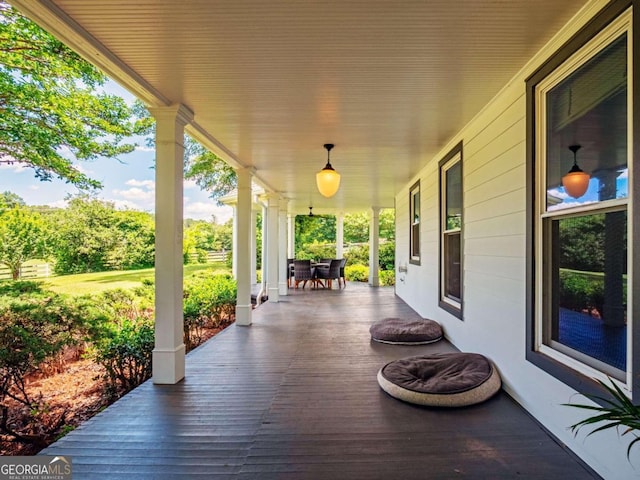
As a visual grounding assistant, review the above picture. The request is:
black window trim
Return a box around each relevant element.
[525,0,639,402]
[438,141,464,320]
[409,179,421,265]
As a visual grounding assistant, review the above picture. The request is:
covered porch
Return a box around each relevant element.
[42,284,597,479]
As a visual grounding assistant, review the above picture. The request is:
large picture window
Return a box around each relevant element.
[529,10,633,391]
[439,143,463,318]
[409,180,420,265]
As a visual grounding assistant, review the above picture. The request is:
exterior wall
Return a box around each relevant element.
[395,1,636,477]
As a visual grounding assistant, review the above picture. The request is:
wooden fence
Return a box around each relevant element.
[0,262,51,281]
[187,250,228,263]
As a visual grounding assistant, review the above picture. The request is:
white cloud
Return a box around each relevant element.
[126,179,155,189]
[112,187,154,203]
[183,179,198,190]
[47,199,68,209]
[618,168,629,179]
[135,145,155,153]
[184,200,233,223]
[547,187,570,200]
[0,162,28,174]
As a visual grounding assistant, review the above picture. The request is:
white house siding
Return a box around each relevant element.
[394,0,636,477]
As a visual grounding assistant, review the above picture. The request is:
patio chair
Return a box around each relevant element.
[293,260,315,289]
[315,259,342,289]
[339,258,347,288]
[287,258,294,288]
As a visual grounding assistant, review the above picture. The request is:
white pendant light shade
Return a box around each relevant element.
[561,145,590,199]
[316,143,341,198]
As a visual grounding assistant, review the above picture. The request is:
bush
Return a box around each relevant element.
[295,242,336,261]
[559,270,606,316]
[95,318,154,397]
[345,264,368,282]
[379,270,395,286]
[379,241,395,271]
[0,290,94,447]
[345,244,368,266]
[183,274,237,350]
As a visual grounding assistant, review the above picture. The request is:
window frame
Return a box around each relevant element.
[439,142,463,319]
[525,0,639,401]
[409,180,421,265]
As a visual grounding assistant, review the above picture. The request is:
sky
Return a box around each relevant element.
[0,80,233,224]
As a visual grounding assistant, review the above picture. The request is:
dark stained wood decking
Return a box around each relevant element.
[42,283,599,479]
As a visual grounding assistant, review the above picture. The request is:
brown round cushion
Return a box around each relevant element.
[377,352,501,407]
[370,317,443,345]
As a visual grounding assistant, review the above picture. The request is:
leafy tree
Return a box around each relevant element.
[559,214,605,272]
[0,191,25,212]
[295,214,336,247]
[50,196,154,274]
[344,212,369,243]
[0,3,146,189]
[0,207,50,279]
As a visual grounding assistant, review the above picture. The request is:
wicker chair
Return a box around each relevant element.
[339,258,347,288]
[293,260,315,289]
[287,258,294,288]
[316,259,342,289]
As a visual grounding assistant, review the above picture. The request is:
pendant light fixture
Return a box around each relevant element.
[316,143,341,198]
[561,144,590,199]
[308,206,314,217]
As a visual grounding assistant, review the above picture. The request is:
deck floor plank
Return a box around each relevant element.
[42,283,599,479]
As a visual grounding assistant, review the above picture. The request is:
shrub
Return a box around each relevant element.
[95,318,154,397]
[183,274,237,350]
[559,270,606,316]
[345,244,368,266]
[345,264,368,282]
[379,241,395,271]
[379,270,395,286]
[295,242,336,261]
[0,291,92,447]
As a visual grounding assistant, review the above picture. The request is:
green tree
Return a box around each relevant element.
[344,212,369,243]
[0,207,50,279]
[295,214,336,247]
[0,191,25,212]
[0,3,146,189]
[50,196,154,274]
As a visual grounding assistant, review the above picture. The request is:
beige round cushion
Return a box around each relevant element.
[370,317,443,345]
[377,352,501,407]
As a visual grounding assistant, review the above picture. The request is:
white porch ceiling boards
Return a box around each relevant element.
[13,0,589,214]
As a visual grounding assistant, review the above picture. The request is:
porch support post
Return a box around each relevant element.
[235,168,253,326]
[231,205,238,278]
[149,104,193,385]
[288,214,295,258]
[266,193,280,302]
[251,208,258,284]
[369,207,380,287]
[278,198,289,296]
[336,212,344,259]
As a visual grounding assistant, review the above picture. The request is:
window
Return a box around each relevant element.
[409,180,420,265]
[439,143,463,318]
[527,6,635,395]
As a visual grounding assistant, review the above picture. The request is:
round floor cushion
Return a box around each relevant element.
[377,352,501,407]
[370,317,443,345]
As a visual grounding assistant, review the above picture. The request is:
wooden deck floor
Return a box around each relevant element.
[42,283,599,479]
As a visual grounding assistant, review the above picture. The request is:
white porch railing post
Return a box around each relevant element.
[235,168,253,326]
[336,211,344,259]
[231,205,238,278]
[149,104,193,385]
[266,193,280,302]
[369,207,380,287]
[251,208,258,284]
[288,214,295,258]
[278,198,289,296]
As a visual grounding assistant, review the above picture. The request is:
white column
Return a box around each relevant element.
[149,104,193,385]
[231,205,238,278]
[266,193,280,302]
[369,207,380,287]
[288,214,295,258]
[235,168,253,326]
[336,212,344,259]
[278,198,289,296]
[251,208,258,284]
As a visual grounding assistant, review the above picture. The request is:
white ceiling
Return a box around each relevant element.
[13,0,590,214]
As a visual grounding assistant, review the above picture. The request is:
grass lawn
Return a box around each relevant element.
[44,263,231,295]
